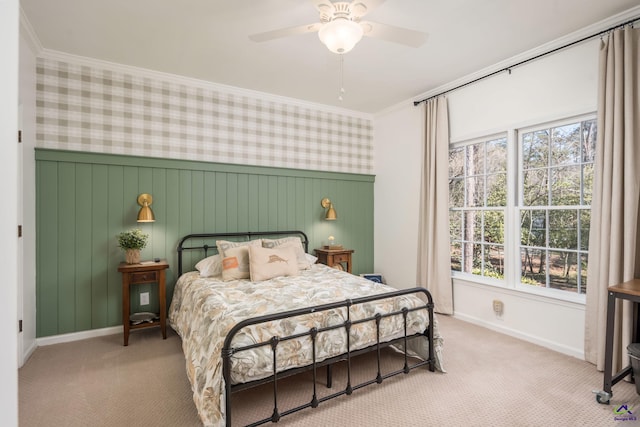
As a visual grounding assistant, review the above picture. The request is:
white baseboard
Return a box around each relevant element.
[453,312,585,360]
[19,340,38,368]
[36,326,121,347]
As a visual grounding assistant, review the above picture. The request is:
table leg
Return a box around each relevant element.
[603,290,616,394]
[159,269,167,339]
[122,277,130,346]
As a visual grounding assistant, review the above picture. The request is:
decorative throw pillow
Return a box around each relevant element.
[262,237,311,270]
[195,254,222,277]
[221,246,252,281]
[248,245,299,282]
[216,239,261,258]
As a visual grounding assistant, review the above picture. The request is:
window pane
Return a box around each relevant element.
[450,178,464,208]
[582,120,597,162]
[522,130,549,170]
[451,242,461,272]
[549,250,578,292]
[580,254,588,294]
[551,123,581,165]
[521,210,546,247]
[549,210,578,250]
[463,211,477,242]
[466,176,484,207]
[551,166,581,206]
[462,242,475,273]
[473,211,483,242]
[485,245,505,277]
[582,164,593,205]
[486,173,507,206]
[450,210,462,241]
[521,248,546,286]
[522,169,548,206]
[472,243,483,272]
[484,210,504,244]
[449,148,464,178]
[580,210,590,250]
[467,143,484,177]
[486,138,507,173]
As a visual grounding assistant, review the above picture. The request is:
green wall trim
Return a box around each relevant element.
[35,149,375,183]
[36,149,375,338]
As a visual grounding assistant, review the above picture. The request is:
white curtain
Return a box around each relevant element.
[417,96,453,314]
[584,26,640,373]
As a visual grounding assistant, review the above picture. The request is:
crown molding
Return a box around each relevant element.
[19,7,42,55]
[38,48,373,121]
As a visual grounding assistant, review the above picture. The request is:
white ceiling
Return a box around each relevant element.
[20,0,640,114]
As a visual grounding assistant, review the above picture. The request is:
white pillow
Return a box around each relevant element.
[216,239,261,258]
[195,255,222,277]
[249,245,299,282]
[262,237,311,270]
[305,253,318,265]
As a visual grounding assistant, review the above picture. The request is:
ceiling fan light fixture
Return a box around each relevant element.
[318,17,363,54]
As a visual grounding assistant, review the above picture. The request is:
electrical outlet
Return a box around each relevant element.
[493,299,504,316]
[140,292,150,305]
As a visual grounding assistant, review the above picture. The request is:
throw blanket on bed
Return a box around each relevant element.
[169,263,444,426]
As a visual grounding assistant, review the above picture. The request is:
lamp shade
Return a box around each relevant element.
[137,205,155,222]
[321,197,337,220]
[318,18,364,54]
[136,193,156,223]
[325,203,337,220]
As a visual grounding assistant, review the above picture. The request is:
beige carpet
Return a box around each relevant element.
[19,315,640,426]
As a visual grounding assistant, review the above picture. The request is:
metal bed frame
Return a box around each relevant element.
[176,231,436,426]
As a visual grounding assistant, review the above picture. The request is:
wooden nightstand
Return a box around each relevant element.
[314,248,354,273]
[118,260,169,346]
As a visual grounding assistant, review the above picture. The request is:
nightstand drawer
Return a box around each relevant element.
[333,253,350,263]
[130,271,158,284]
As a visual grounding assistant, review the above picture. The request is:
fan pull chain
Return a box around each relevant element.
[338,54,345,102]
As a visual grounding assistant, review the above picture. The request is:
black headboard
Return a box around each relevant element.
[176,230,309,276]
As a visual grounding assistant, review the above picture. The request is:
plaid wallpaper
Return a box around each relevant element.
[36,58,373,174]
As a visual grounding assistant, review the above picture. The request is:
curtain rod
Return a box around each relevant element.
[413,16,639,107]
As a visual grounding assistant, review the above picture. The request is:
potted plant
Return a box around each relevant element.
[116,228,149,264]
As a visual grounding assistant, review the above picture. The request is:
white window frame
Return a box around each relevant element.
[449,132,508,284]
[450,113,596,304]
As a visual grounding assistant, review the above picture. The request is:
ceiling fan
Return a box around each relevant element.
[249,0,428,54]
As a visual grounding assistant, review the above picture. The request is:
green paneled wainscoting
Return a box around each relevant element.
[35,149,375,338]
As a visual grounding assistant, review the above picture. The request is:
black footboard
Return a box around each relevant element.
[222,287,435,427]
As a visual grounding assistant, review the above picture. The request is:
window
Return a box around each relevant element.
[449,136,507,280]
[448,117,596,297]
[519,119,596,294]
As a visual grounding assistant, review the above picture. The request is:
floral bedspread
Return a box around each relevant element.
[169,263,444,426]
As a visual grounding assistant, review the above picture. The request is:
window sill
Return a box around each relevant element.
[451,272,586,306]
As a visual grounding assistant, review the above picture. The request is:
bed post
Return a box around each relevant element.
[222,347,233,427]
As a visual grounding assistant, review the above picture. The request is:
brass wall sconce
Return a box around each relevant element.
[321,197,337,220]
[136,193,155,223]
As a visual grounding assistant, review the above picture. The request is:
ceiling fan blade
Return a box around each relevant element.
[249,23,322,43]
[360,21,427,48]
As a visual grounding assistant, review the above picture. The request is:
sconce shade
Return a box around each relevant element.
[137,193,156,223]
[321,197,337,220]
